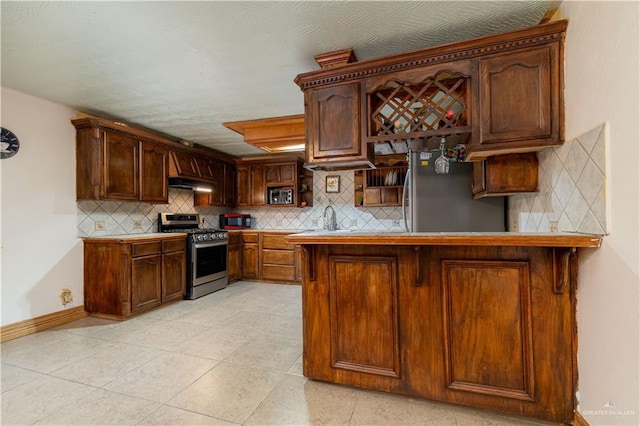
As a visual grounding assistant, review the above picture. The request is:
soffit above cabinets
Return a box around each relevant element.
[223,115,305,154]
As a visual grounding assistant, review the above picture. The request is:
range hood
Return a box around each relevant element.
[168,178,213,192]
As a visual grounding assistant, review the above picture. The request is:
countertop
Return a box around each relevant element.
[82,232,187,242]
[285,230,603,248]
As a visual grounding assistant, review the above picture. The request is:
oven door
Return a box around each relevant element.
[192,240,227,286]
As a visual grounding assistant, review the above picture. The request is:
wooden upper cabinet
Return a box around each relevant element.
[140,142,168,203]
[472,153,540,198]
[470,44,562,158]
[265,163,296,185]
[306,82,374,169]
[236,158,311,208]
[103,132,139,201]
[73,118,168,203]
[169,150,200,179]
[296,20,567,165]
[236,165,251,206]
[235,164,265,207]
[250,165,266,206]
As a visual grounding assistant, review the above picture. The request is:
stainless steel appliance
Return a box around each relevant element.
[219,213,252,229]
[402,149,506,232]
[158,213,228,299]
[268,188,293,205]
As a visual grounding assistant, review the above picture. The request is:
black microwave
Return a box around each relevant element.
[219,214,251,229]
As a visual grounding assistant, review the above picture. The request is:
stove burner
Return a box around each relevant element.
[158,213,228,241]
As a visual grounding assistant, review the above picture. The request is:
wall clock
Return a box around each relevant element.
[1,127,20,159]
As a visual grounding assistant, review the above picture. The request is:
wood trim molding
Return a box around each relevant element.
[573,411,590,426]
[0,306,87,343]
[295,20,567,90]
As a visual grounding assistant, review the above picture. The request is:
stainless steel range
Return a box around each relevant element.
[158,213,228,299]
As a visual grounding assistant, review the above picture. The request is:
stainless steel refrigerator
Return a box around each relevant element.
[403,150,506,232]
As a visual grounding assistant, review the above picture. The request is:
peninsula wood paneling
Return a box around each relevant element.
[441,259,534,401]
[328,255,400,378]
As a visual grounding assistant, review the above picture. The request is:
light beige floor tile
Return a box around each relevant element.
[168,361,284,424]
[34,388,159,425]
[49,342,162,387]
[104,352,217,403]
[1,334,113,374]
[0,329,74,358]
[0,375,94,425]
[245,374,358,425]
[142,300,201,320]
[174,326,258,361]
[224,334,302,372]
[223,310,302,341]
[0,363,44,392]
[287,354,304,376]
[451,405,557,426]
[350,390,458,425]
[172,303,243,326]
[51,315,121,335]
[139,405,239,425]
[58,315,158,342]
[111,317,211,351]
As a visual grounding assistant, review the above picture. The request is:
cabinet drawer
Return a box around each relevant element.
[242,233,259,243]
[228,231,241,245]
[163,239,186,253]
[262,264,295,282]
[262,234,294,250]
[262,249,295,266]
[132,241,162,257]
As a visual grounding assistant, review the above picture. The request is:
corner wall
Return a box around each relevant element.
[560,3,639,424]
[1,87,83,326]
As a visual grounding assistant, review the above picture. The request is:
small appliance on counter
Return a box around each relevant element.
[219,213,252,229]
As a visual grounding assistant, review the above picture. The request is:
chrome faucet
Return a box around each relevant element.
[323,205,338,231]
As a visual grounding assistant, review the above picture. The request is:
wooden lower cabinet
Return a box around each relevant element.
[241,232,259,279]
[303,244,576,423]
[161,239,187,301]
[83,235,186,319]
[227,231,242,283]
[261,233,296,282]
[234,231,301,284]
[131,254,162,313]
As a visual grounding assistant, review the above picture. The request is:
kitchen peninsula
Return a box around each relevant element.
[286,231,602,423]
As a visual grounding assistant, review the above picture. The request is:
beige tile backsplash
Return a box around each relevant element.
[509,123,609,235]
[77,123,608,236]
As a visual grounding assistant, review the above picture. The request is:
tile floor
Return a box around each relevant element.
[1,281,554,425]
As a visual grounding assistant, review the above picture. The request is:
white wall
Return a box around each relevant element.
[1,87,83,326]
[560,3,640,425]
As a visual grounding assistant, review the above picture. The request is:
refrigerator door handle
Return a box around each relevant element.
[402,162,411,233]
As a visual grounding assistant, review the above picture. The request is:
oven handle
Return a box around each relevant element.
[193,240,228,249]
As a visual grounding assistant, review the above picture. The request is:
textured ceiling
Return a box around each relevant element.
[1,1,556,157]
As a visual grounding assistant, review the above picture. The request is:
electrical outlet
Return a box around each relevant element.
[311,219,318,226]
[59,288,73,306]
[276,219,283,227]
[350,219,357,227]
[549,221,558,233]
[95,221,105,231]
[132,220,142,229]
[392,219,400,227]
